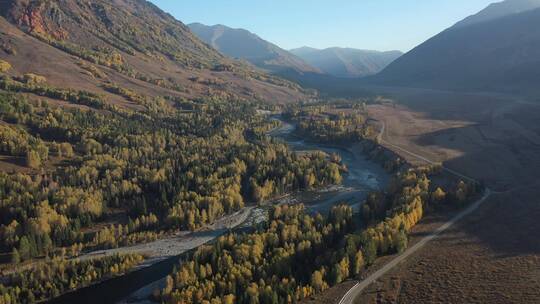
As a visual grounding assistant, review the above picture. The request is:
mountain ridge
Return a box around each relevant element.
[290,46,402,78]
[0,0,307,104]
[371,4,540,95]
[453,0,540,28]
[188,22,321,75]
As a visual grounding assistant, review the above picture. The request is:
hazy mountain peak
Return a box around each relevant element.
[188,23,320,74]
[454,0,540,28]
[289,46,320,55]
[290,46,403,78]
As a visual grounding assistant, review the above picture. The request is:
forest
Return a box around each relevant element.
[283,100,375,144]
[0,63,480,303]
[161,164,480,304]
[0,253,144,304]
[159,99,480,303]
[0,71,342,269]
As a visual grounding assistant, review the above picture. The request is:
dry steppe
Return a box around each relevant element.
[309,87,540,303]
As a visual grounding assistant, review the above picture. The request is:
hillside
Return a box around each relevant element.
[188,23,321,75]
[454,0,540,28]
[0,2,347,302]
[290,47,402,78]
[371,3,540,94]
[0,0,307,106]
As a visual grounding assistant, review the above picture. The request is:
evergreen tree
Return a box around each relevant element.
[18,236,32,261]
[11,248,20,264]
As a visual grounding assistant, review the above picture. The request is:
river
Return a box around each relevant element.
[46,117,389,304]
[268,118,389,214]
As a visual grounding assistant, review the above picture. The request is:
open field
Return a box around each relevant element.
[354,187,540,304]
[359,87,540,303]
[302,87,540,303]
[368,87,540,190]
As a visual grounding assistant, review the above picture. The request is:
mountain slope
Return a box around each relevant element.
[454,0,540,28]
[290,47,402,78]
[0,0,307,105]
[188,23,320,74]
[372,4,540,94]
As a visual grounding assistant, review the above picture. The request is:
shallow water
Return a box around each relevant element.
[270,118,389,214]
[47,117,389,304]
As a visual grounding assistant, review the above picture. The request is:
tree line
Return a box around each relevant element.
[160,164,481,304]
[283,101,374,144]
[0,253,144,304]
[0,79,342,266]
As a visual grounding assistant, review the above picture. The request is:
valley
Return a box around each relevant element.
[302,87,540,303]
[44,115,390,304]
[1,0,540,303]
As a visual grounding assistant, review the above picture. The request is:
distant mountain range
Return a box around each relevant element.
[290,47,402,78]
[372,0,540,94]
[188,23,320,74]
[189,23,402,79]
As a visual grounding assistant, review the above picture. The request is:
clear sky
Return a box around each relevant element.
[149,0,496,52]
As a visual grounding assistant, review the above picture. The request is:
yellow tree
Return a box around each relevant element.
[431,187,446,203]
[26,150,41,168]
[353,250,365,275]
[310,270,326,292]
[0,60,11,73]
[223,294,235,304]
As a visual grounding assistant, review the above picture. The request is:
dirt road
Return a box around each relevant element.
[339,122,493,304]
[338,189,492,304]
[378,121,476,183]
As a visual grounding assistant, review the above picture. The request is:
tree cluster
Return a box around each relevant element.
[0,89,342,264]
[161,204,357,304]
[0,254,144,304]
[284,102,373,144]
[161,166,481,304]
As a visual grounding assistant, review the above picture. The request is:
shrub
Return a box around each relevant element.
[23,73,47,85]
[0,60,11,73]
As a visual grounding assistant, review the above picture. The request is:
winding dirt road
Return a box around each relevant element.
[339,121,494,304]
[338,189,491,304]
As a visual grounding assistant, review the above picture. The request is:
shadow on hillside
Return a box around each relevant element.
[377,86,540,257]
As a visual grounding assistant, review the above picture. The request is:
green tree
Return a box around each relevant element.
[395,229,408,253]
[11,248,20,264]
[43,234,53,257]
[18,236,31,261]
[363,238,377,266]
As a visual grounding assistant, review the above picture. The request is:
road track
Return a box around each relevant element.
[339,121,493,304]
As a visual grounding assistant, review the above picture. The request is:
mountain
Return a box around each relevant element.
[454,0,540,28]
[372,1,540,94]
[188,23,320,74]
[0,0,307,104]
[290,47,403,78]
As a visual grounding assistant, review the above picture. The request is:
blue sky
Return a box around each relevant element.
[149,0,496,52]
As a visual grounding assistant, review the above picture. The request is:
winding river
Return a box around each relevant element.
[268,118,389,214]
[46,117,389,304]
